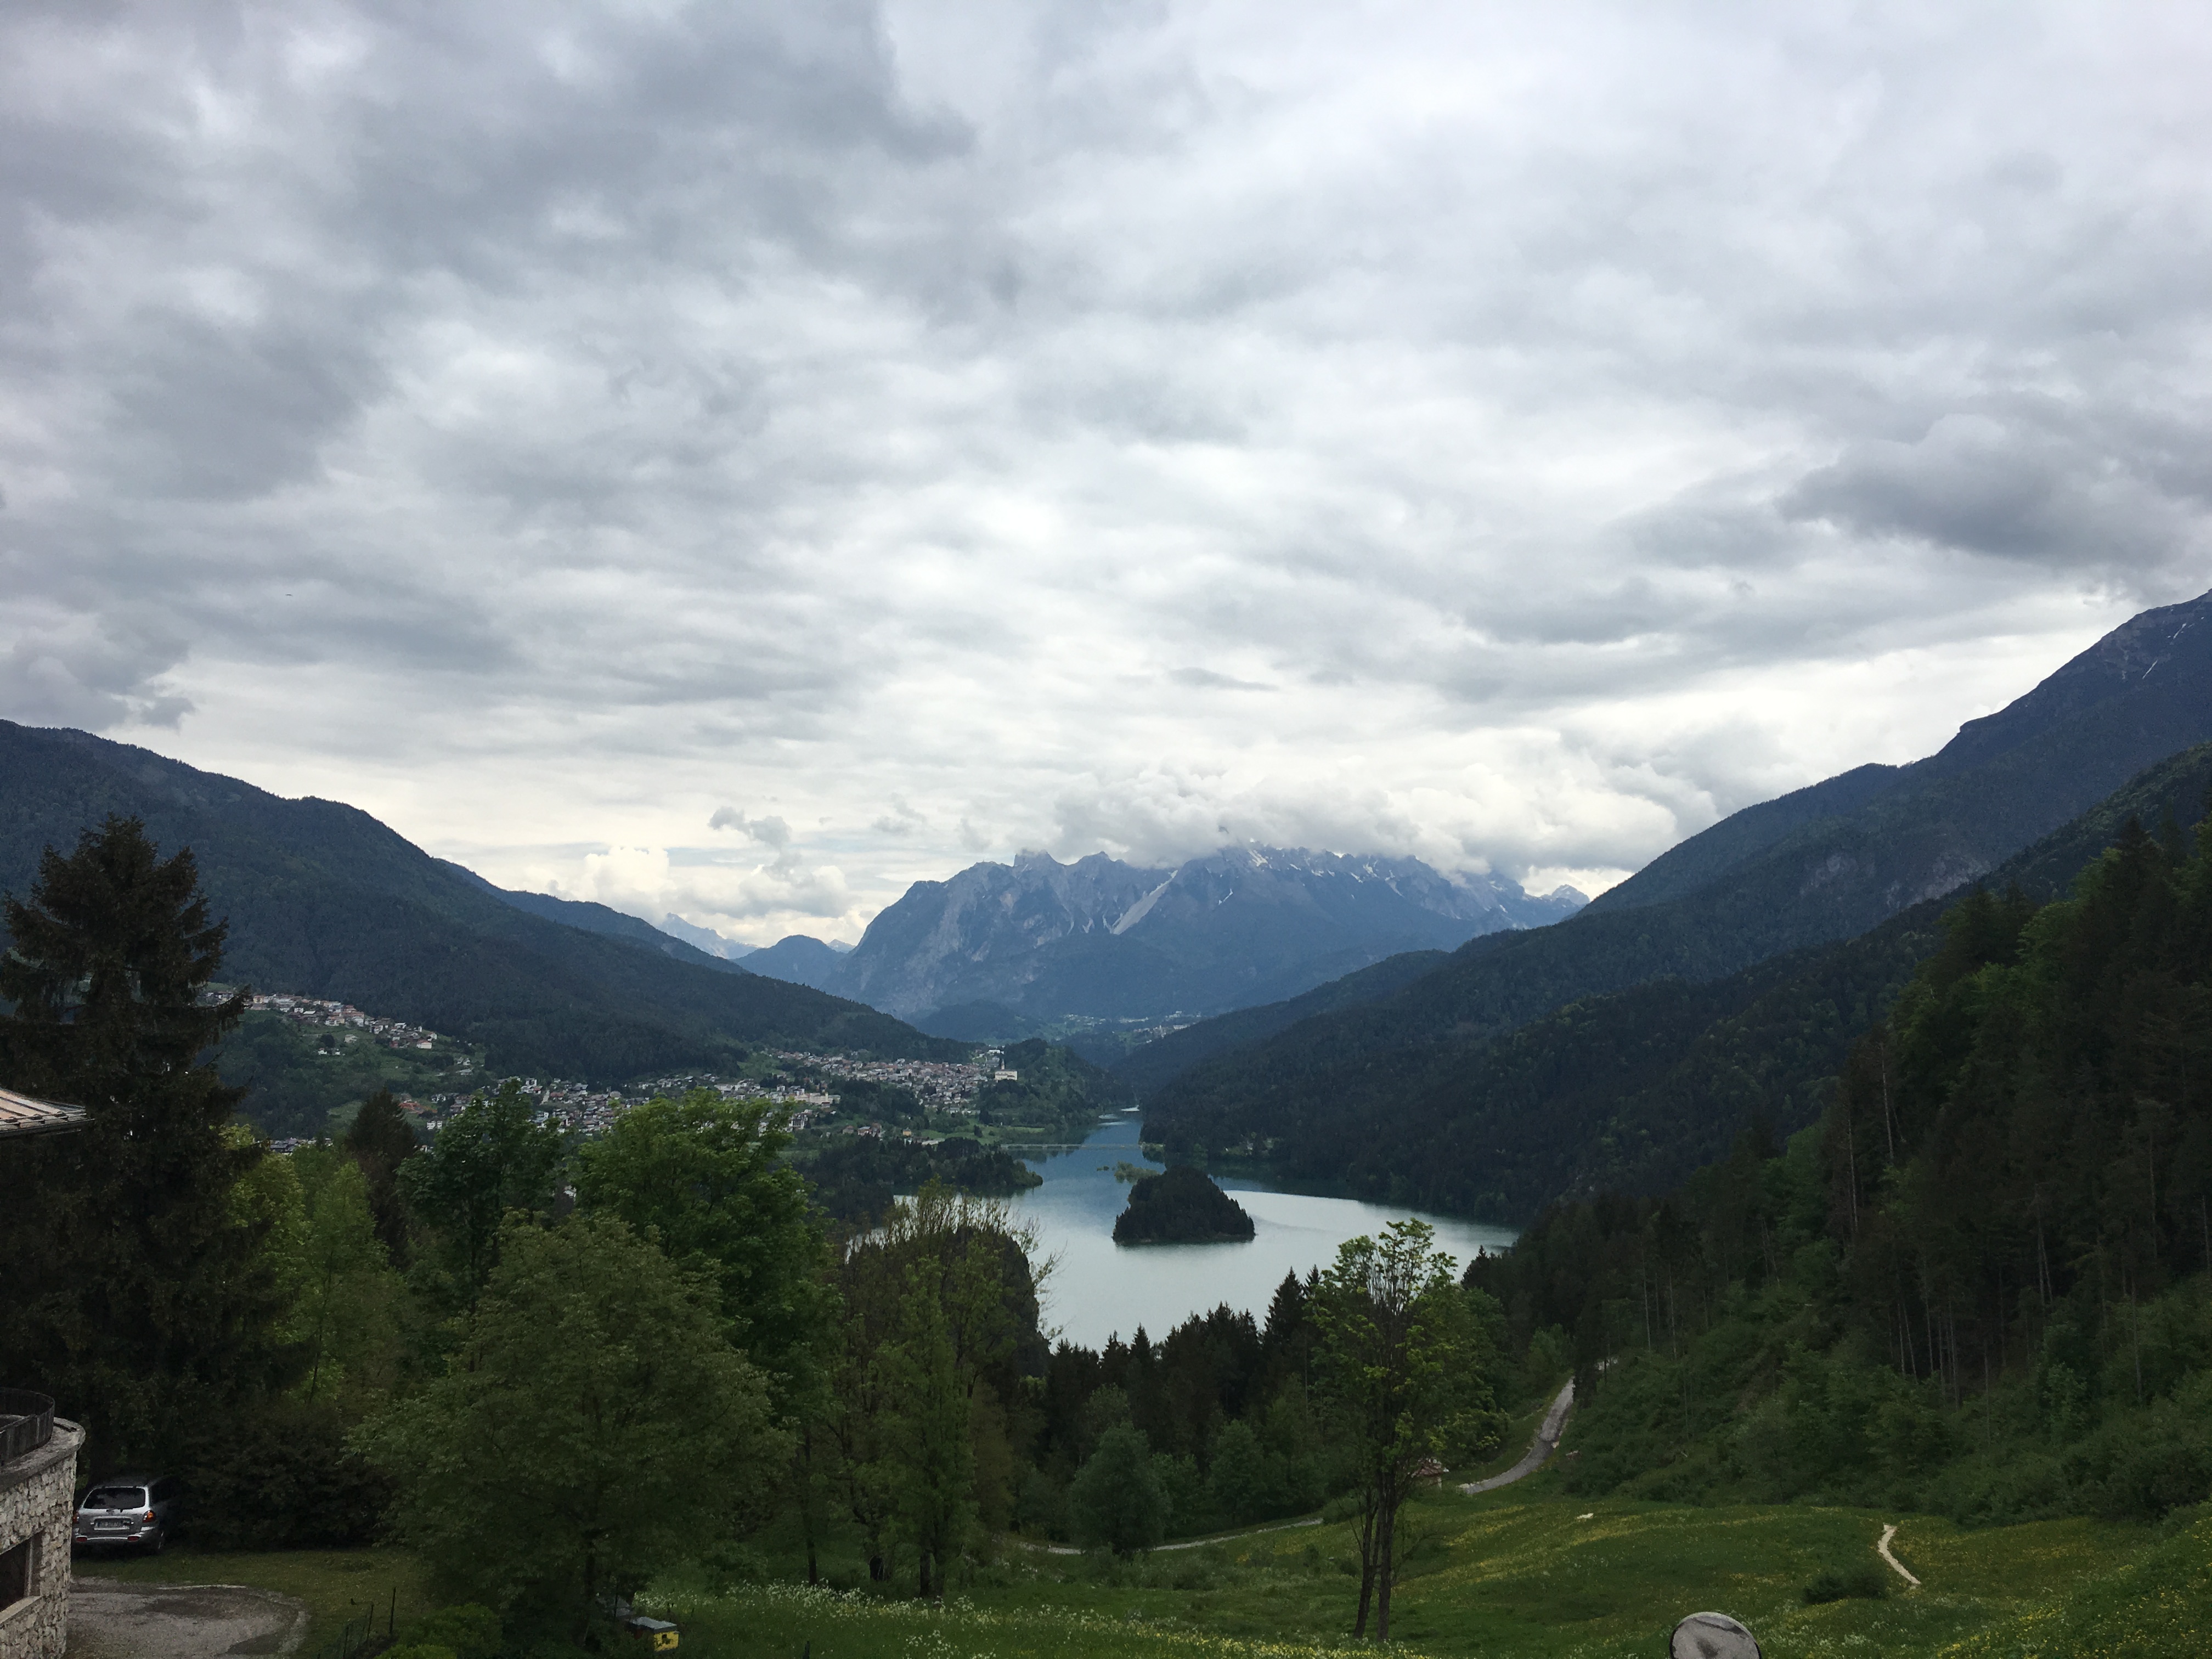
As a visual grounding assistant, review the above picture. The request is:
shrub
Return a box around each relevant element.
[1014,1466,1068,1539]
[1802,1561,1889,1604]
[396,1605,499,1659]
[174,1395,391,1549]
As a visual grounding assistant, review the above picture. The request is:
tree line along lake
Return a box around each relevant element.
[1000,1115,1519,1350]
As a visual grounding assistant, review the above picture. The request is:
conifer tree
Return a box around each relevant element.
[0,815,284,1465]
[344,1086,419,1263]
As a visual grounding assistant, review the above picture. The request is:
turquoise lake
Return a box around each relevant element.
[1000,1116,1518,1350]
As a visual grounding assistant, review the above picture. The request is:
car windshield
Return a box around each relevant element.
[87,1487,146,1510]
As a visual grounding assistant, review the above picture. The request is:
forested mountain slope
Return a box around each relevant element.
[1587,588,2212,918]
[1147,742,2212,1221]
[1114,948,1450,1094]
[1477,791,2212,1528]
[0,722,961,1079]
[1136,591,2212,1114]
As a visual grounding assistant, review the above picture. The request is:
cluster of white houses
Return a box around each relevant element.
[765,1048,1007,1114]
[245,993,445,1051]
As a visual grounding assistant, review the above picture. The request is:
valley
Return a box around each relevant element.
[10,590,2212,1659]
[12,14,2212,1658]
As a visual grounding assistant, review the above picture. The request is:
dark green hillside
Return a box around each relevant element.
[1149,742,2212,1221]
[913,1001,1049,1041]
[975,1036,1135,1134]
[1476,802,2212,1525]
[1574,761,1903,913]
[1112,947,1449,1094]
[217,1008,479,1138]
[1138,594,2212,1163]
[0,722,963,1081]
[792,1135,1042,1223]
[1112,1164,1255,1244]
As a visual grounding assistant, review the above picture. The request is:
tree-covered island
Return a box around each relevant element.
[1111,1164,1256,1244]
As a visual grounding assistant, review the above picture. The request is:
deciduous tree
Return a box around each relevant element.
[358,1214,785,1645]
[572,1088,827,1395]
[830,1184,1046,1592]
[398,1078,563,1303]
[1069,1422,1169,1555]
[1313,1220,1504,1641]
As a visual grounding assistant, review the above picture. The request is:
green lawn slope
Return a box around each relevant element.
[647,1480,2179,1659]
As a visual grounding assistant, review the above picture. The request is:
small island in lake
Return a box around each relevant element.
[1111,1165,1256,1244]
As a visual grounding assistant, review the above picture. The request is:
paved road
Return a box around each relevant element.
[1460,1377,1576,1496]
[67,1578,308,1659]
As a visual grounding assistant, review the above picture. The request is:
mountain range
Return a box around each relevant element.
[744,845,1583,1032]
[0,716,1577,1082]
[1135,588,2212,1211]
[13,583,2212,1232]
[0,723,960,1081]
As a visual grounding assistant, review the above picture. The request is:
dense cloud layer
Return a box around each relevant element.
[5,1,2209,943]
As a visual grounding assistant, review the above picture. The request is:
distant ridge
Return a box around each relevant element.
[433,861,751,975]
[741,934,851,992]
[657,912,757,961]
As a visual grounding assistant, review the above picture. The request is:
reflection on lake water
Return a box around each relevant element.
[1000,1116,1518,1351]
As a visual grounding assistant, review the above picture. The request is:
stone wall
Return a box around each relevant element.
[0,1418,81,1659]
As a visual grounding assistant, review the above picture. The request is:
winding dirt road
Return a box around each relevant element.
[1460,1377,1576,1496]
[1011,1374,1580,1559]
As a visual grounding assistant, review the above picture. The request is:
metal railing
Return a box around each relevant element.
[0,1390,54,1464]
[307,1607,375,1659]
[304,1589,397,1659]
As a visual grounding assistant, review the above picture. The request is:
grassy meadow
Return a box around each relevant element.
[71,1470,2210,1657]
[640,1465,2202,1659]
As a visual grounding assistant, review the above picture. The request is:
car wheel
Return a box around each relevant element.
[145,1528,165,1556]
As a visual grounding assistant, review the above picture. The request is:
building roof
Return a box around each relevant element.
[0,1086,89,1137]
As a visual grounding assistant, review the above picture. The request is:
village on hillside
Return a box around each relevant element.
[244,985,1015,1149]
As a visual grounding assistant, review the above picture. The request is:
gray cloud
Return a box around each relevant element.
[0,591,192,730]
[1169,667,1274,691]
[709,808,793,851]
[5,1,2212,938]
[1784,411,2203,577]
[869,795,927,836]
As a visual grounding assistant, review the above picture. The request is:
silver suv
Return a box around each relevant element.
[72,1475,180,1553]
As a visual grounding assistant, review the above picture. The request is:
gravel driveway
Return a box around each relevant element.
[66,1578,309,1659]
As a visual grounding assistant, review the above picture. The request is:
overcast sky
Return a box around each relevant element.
[7,1,2210,946]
